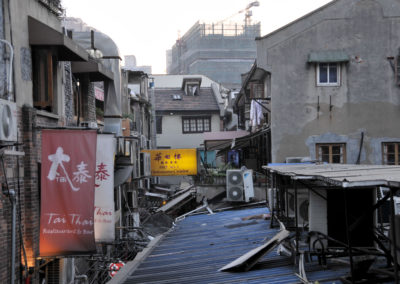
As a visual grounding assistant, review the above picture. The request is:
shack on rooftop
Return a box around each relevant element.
[264,163,400,283]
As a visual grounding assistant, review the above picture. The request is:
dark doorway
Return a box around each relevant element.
[327,188,374,247]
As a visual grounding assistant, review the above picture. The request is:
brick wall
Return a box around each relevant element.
[64,62,75,126]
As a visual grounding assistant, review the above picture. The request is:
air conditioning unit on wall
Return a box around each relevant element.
[0,99,17,142]
[140,152,151,177]
[226,169,254,202]
[45,258,75,284]
[140,135,147,149]
[288,190,309,227]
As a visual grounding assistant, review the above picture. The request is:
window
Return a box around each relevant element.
[250,82,264,99]
[32,48,57,112]
[182,117,211,133]
[186,84,199,96]
[317,63,340,86]
[382,142,400,165]
[156,116,162,134]
[316,143,346,163]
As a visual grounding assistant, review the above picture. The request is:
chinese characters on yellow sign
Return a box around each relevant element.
[142,149,198,176]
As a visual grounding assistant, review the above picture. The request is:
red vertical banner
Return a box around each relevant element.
[40,130,97,256]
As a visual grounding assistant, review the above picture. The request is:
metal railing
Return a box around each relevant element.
[37,0,63,16]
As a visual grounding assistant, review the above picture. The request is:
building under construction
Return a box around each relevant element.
[167,21,260,89]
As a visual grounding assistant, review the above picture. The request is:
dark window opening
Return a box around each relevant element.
[32,48,57,112]
[156,116,162,134]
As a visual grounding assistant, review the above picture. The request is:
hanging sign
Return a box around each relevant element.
[94,134,116,242]
[142,149,198,176]
[40,129,97,256]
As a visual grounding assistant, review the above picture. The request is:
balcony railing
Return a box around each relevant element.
[37,0,63,16]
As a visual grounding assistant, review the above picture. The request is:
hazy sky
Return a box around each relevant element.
[62,0,331,74]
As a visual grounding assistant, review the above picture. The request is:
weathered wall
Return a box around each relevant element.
[156,113,220,149]
[257,0,400,164]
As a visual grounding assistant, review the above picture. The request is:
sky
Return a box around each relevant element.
[62,0,332,74]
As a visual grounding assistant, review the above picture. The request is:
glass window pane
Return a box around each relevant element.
[204,119,210,131]
[332,155,342,164]
[190,119,196,131]
[319,145,330,162]
[329,64,338,83]
[332,145,341,155]
[197,119,203,132]
[183,119,190,132]
[388,154,396,165]
[319,64,328,83]
[386,144,395,154]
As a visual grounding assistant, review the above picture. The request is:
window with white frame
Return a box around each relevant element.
[317,63,340,86]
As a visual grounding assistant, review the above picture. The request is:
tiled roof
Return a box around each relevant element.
[122,207,349,284]
[155,88,219,112]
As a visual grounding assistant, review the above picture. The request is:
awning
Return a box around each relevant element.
[28,16,88,61]
[264,164,400,188]
[215,127,270,156]
[204,130,249,151]
[308,51,349,63]
[71,59,114,81]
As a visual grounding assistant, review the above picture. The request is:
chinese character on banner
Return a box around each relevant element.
[40,130,97,256]
[95,163,110,185]
[94,134,116,243]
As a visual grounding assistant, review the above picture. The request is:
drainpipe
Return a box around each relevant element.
[10,189,16,284]
[0,39,14,100]
[149,78,156,149]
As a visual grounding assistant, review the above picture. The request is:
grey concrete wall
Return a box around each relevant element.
[256,0,400,164]
[156,114,220,149]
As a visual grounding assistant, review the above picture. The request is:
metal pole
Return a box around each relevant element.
[10,190,16,284]
[149,78,156,150]
[390,188,399,284]
[294,180,299,256]
[343,189,355,284]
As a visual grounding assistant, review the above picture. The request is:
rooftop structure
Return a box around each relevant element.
[167,21,260,89]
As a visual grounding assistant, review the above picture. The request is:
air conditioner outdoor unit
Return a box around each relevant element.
[140,152,151,177]
[80,121,98,129]
[0,99,17,142]
[226,170,244,202]
[285,157,307,163]
[140,135,147,149]
[45,258,75,284]
[288,190,309,227]
[131,140,139,179]
[242,169,255,202]
[226,169,254,202]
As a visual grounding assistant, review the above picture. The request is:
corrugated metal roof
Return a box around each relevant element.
[122,207,349,284]
[264,164,400,188]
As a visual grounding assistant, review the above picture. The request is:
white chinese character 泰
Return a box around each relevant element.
[73,161,92,184]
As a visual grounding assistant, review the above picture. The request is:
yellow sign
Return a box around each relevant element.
[142,149,198,176]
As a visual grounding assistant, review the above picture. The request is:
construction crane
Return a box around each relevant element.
[216,1,260,26]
